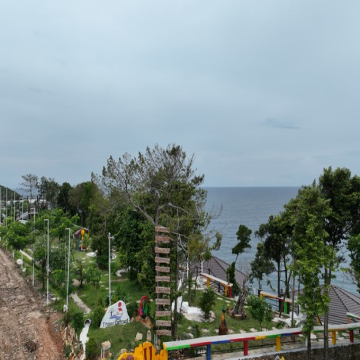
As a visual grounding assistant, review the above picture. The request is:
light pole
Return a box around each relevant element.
[44,219,49,306]
[65,228,71,311]
[108,232,114,306]
[5,188,7,227]
[13,191,15,222]
[32,208,36,287]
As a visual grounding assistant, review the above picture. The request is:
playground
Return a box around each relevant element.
[8,238,360,359]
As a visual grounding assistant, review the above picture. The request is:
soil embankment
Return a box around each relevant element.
[0,248,65,360]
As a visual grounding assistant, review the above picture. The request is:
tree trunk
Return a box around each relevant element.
[307,333,312,360]
[277,262,281,297]
[291,262,296,329]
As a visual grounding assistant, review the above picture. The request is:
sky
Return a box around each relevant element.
[1,0,360,190]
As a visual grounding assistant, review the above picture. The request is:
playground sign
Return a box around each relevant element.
[100,300,129,328]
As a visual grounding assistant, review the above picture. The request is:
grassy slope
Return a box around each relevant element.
[17,248,279,358]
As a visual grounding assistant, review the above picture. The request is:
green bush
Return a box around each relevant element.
[96,253,108,269]
[71,311,84,333]
[198,287,216,319]
[114,284,130,303]
[86,337,99,360]
[96,294,105,307]
[246,294,273,330]
[127,301,138,318]
[91,306,105,328]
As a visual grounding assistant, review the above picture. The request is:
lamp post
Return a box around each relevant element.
[65,228,71,311]
[108,232,114,306]
[32,208,36,287]
[44,219,49,306]
[5,188,7,227]
[13,191,15,222]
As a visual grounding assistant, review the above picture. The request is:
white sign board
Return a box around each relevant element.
[100,300,130,328]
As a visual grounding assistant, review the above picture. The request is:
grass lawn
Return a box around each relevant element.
[15,248,280,358]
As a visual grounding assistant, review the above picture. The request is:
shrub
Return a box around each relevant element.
[127,301,138,318]
[91,306,105,328]
[86,337,99,360]
[114,284,130,303]
[246,294,273,330]
[71,311,84,333]
[199,287,216,319]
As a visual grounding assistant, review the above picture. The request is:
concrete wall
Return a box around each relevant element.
[243,343,360,360]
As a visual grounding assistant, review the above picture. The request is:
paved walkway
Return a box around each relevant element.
[70,293,91,314]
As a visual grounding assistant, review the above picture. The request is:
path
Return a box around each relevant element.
[70,293,91,314]
[0,247,65,360]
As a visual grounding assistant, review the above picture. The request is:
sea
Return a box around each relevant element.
[204,187,358,296]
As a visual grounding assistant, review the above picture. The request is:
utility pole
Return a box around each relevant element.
[65,228,71,311]
[108,233,114,306]
[44,219,50,306]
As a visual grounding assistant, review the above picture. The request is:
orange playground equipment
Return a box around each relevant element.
[117,342,167,360]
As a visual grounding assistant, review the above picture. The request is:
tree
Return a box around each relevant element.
[233,224,252,263]
[69,181,99,226]
[99,144,205,227]
[33,210,78,289]
[318,167,360,357]
[285,183,335,360]
[20,174,38,200]
[254,214,292,298]
[57,182,75,214]
[115,208,152,282]
[246,294,273,330]
[33,236,48,289]
[347,234,360,292]
[226,262,239,295]
[228,224,252,296]
[249,242,275,289]
[37,176,60,209]
[97,144,221,337]
[0,220,31,250]
[85,263,102,291]
[75,259,85,288]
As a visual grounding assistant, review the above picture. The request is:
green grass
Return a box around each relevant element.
[13,248,280,358]
[177,290,277,338]
[88,321,153,356]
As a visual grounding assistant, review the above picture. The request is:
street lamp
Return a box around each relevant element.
[65,228,71,311]
[44,219,49,306]
[108,232,115,306]
[32,208,36,287]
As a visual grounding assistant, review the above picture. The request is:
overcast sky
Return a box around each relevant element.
[1,1,360,190]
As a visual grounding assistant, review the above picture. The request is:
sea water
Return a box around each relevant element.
[204,187,357,295]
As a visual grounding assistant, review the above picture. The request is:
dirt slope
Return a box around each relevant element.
[0,248,65,360]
